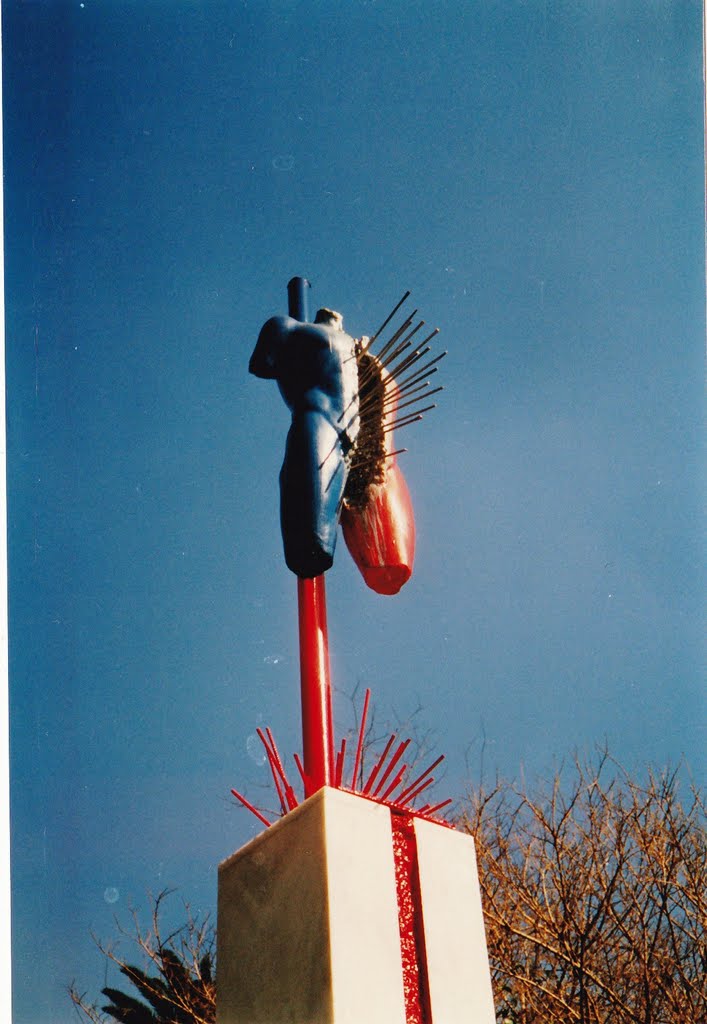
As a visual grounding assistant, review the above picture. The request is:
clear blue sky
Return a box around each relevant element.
[4,1,704,1020]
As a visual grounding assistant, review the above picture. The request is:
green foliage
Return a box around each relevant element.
[70,892,215,1024]
[99,953,214,1024]
[102,982,158,1023]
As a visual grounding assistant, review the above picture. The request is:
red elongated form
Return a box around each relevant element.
[341,459,416,595]
[362,733,397,795]
[230,788,272,829]
[342,346,416,594]
[297,576,334,795]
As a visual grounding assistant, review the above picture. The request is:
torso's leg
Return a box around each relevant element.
[280,410,348,578]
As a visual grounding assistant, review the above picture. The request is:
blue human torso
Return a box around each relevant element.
[249,315,360,577]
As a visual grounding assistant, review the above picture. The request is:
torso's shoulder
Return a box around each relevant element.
[261,317,333,347]
[260,315,296,338]
[250,316,297,378]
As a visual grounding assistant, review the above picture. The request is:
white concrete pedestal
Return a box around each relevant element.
[217,787,495,1023]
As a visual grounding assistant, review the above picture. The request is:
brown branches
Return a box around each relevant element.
[462,752,706,1024]
[70,755,704,1024]
[69,890,215,1024]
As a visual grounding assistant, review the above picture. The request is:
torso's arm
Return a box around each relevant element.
[249,316,293,379]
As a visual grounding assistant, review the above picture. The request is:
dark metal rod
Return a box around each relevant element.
[293,753,308,789]
[375,321,424,374]
[372,738,410,797]
[384,345,431,382]
[388,386,444,416]
[382,415,423,434]
[377,322,427,373]
[368,312,417,364]
[349,448,407,471]
[379,326,437,380]
[383,326,437,369]
[368,291,411,345]
[394,351,447,392]
[385,403,437,426]
[287,276,311,321]
[388,365,440,397]
[382,379,432,407]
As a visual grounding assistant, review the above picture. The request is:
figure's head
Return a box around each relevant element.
[314,308,344,331]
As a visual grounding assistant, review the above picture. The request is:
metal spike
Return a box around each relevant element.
[362,734,397,795]
[367,291,411,346]
[382,379,432,408]
[393,351,447,392]
[367,312,417,365]
[424,798,453,816]
[400,776,435,807]
[396,754,445,805]
[383,404,437,432]
[334,737,347,788]
[388,364,440,397]
[388,403,437,422]
[357,390,388,417]
[387,386,444,416]
[375,325,424,378]
[349,448,407,472]
[293,753,308,790]
[231,788,272,828]
[337,391,360,424]
[384,345,431,382]
[382,415,423,435]
[381,763,409,802]
[377,339,412,374]
[378,321,426,372]
[382,325,438,372]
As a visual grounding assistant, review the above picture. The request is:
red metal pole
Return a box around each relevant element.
[297,575,334,795]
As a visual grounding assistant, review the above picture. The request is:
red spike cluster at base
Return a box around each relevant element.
[230,688,452,829]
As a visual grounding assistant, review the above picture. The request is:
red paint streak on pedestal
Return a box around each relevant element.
[297,575,334,795]
[391,813,431,1024]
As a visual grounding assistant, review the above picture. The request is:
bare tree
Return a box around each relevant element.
[463,750,706,1024]
[71,754,705,1024]
[69,890,215,1024]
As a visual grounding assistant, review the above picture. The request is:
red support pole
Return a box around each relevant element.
[297,575,334,795]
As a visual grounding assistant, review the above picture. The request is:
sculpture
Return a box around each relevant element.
[250,284,444,593]
[220,282,496,1024]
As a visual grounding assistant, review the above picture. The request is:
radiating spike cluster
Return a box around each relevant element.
[343,293,446,511]
[230,689,452,828]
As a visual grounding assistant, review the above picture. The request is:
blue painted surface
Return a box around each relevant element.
[249,313,360,577]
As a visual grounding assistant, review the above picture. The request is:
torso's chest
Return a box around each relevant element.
[278,327,355,398]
